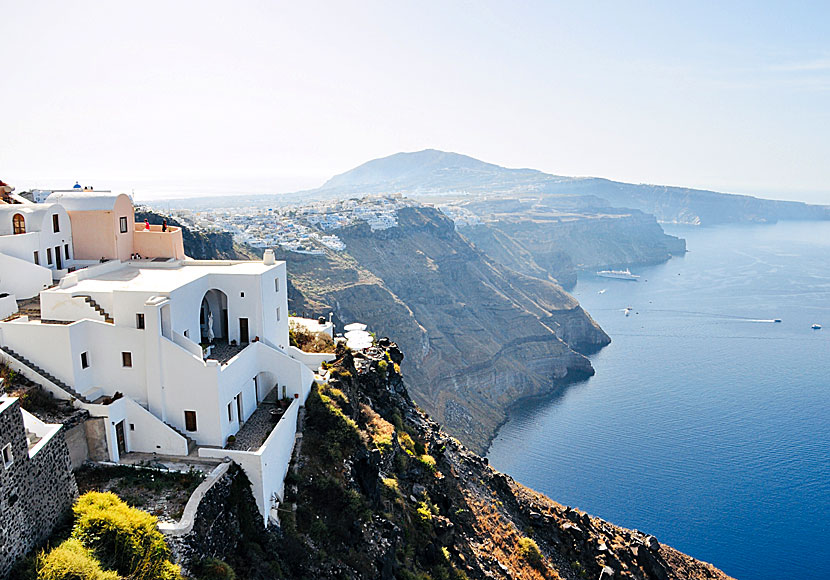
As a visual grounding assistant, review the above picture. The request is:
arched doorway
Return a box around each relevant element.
[200,289,228,343]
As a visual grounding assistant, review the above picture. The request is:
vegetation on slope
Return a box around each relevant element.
[16,492,182,580]
[251,340,733,580]
[288,320,335,353]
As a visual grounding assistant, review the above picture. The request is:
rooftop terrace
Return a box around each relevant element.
[44,259,282,296]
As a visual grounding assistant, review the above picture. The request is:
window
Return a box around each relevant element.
[121,352,132,367]
[130,424,135,431]
[33,251,39,265]
[64,244,70,260]
[81,351,89,369]
[184,410,197,432]
[46,247,53,265]
[136,313,145,329]
[2,443,12,468]
[227,402,233,422]
[275,277,280,292]
[119,216,128,233]
[276,307,281,322]
[12,214,25,234]
[52,214,60,232]
[183,329,188,338]
[240,292,245,298]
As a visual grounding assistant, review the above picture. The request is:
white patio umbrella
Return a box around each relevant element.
[344,330,371,340]
[207,312,215,342]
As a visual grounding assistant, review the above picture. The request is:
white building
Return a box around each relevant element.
[0,185,334,523]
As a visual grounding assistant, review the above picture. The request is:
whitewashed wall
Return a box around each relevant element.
[199,398,300,525]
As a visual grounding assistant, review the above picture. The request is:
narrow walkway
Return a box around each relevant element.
[117,450,223,472]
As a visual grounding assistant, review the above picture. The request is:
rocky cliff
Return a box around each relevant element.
[458,198,685,289]
[277,205,609,453]
[244,342,734,580]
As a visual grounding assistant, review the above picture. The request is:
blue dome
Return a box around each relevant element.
[73,181,82,189]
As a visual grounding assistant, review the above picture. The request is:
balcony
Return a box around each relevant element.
[133,223,186,260]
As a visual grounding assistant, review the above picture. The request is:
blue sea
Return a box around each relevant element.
[487,221,830,580]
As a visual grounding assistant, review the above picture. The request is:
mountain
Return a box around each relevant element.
[297,149,829,225]
[319,149,549,195]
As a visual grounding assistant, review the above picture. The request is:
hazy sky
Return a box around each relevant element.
[2,1,829,202]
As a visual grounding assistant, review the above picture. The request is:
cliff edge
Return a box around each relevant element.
[281,205,609,453]
[254,342,735,580]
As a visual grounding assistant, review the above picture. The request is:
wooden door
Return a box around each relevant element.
[184,410,197,432]
[55,246,62,270]
[115,421,126,455]
[239,318,249,344]
[236,393,243,424]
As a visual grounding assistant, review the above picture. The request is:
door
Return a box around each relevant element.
[55,246,62,270]
[239,318,249,344]
[236,393,243,425]
[115,421,127,456]
[184,410,197,432]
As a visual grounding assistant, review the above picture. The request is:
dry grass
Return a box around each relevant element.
[289,322,335,353]
[463,490,560,580]
[361,404,395,453]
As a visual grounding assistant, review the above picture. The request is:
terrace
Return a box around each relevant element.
[226,388,291,452]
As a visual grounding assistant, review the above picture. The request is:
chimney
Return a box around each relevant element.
[263,249,276,265]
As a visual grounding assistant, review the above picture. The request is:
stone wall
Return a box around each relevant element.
[0,398,78,579]
[164,463,264,575]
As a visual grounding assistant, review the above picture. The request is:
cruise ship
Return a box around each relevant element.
[596,269,640,281]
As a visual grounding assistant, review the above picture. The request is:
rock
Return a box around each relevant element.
[645,535,660,551]
[412,484,426,497]
[528,510,542,520]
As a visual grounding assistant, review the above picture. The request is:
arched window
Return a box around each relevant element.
[12,213,25,235]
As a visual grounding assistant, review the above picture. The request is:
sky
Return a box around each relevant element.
[1,1,829,203]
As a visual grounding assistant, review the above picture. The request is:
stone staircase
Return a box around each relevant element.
[164,421,198,454]
[25,428,41,450]
[76,295,114,324]
[0,344,91,404]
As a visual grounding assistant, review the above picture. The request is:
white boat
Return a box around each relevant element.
[597,269,640,281]
[812,324,822,330]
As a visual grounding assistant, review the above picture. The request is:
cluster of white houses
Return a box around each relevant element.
[0,181,335,527]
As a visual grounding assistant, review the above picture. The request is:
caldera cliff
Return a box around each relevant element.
[279,205,609,454]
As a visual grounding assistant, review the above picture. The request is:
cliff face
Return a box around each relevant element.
[454,196,685,289]
[264,344,734,580]
[280,205,609,453]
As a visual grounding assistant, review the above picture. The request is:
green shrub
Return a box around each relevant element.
[72,492,182,580]
[195,558,237,580]
[36,538,120,580]
[518,536,544,571]
[306,385,360,461]
[417,454,437,473]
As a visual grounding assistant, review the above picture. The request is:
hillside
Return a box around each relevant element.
[232,341,735,580]
[294,149,829,225]
[135,209,258,260]
[272,204,609,453]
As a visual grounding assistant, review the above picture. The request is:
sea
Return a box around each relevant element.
[487,221,830,580]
